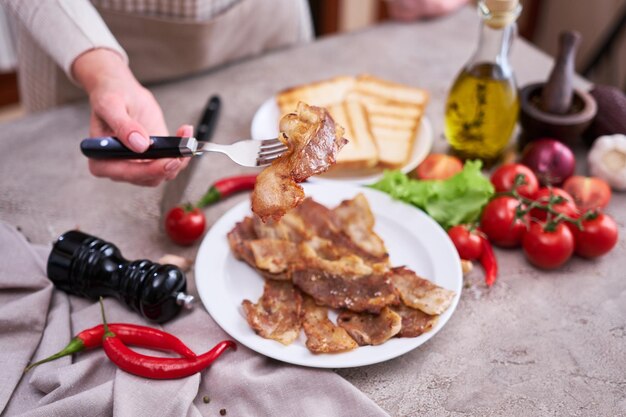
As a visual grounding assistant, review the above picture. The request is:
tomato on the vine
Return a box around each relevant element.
[480,196,528,248]
[165,206,206,246]
[415,154,463,180]
[447,225,483,260]
[522,221,574,269]
[563,176,612,212]
[490,163,539,198]
[530,187,579,221]
[571,213,618,258]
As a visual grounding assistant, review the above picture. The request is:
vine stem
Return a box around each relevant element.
[498,174,593,232]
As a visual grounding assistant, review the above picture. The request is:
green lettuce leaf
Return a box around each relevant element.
[369,160,494,229]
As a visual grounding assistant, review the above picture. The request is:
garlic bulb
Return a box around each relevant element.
[588,134,626,191]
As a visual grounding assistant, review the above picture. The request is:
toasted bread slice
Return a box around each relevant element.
[327,100,378,169]
[371,126,415,169]
[355,74,428,106]
[352,74,429,168]
[275,74,428,169]
[277,76,356,116]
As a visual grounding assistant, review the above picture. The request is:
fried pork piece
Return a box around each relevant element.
[391,303,439,338]
[251,211,311,242]
[292,268,398,314]
[332,193,388,261]
[242,280,302,345]
[337,307,402,346]
[389,267,455,315]
[301,296,358,353]
[228,217,257,263]
[294,198,389,264]
[251,102,347,222]
[248,239,299,277]
[228,217,300,280]
[299,237,378,276]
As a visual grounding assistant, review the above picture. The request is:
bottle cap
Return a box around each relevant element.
[480,0,521,29]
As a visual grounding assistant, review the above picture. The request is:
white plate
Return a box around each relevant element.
[250,97,434,184]
[195,183,462,368]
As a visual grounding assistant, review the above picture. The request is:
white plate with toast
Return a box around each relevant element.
[251,95,434,185]
[195,183,462,368]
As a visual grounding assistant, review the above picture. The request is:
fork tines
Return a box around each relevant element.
[257,139,288,166]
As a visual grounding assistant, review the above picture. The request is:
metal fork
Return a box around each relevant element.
[196,138,287,167]
[80,136,288,167]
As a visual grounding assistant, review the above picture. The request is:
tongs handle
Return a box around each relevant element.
[80,136,196,159]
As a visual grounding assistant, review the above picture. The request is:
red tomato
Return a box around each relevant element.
[447,225,483,260]
[416,154,463,180]
[480,196,528,248]
[563,176,612,212]
[531,187,579,221]
[165,206,206,246]
[490,163,539,198]
[571,213,619,258]
[522,221,574,269]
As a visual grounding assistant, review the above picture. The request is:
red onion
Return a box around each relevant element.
[520,138,575,186]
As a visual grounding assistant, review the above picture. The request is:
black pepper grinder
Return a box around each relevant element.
[47,230,194,323]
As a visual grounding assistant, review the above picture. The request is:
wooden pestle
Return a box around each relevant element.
[540,31,582,115]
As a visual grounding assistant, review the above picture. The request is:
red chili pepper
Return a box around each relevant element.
[196,175,257,208]
[99,302,235,379]
[24,323,196,373]
[479,236,498,287]
[103,336,236,380]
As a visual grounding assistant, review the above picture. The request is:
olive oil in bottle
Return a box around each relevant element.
[444,0,521,162]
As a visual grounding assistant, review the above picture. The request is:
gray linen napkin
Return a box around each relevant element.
[0,223,390,417]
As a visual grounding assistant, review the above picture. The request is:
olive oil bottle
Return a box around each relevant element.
[444,0,521,162]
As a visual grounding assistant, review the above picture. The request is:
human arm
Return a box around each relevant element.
[3,0,189,185]
[1,0,128,79]
[385,0,470,21]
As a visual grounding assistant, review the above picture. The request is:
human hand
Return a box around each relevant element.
[72,49,190,186]
[386,0,470,21]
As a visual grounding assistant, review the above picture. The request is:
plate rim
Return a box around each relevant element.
[195,183,462,368]
[250,96,434,185]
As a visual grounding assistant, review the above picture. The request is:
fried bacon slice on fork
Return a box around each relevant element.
[251,102,347,222]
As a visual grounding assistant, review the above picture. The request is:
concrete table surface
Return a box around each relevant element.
[0,6,623,416]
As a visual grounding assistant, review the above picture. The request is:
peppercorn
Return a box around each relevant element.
[220,409,227,416]
[203,396,211,404]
